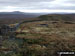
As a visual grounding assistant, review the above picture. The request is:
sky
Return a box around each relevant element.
[0,0,75,13]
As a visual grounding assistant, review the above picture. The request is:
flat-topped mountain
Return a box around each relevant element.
[0,11,43,19]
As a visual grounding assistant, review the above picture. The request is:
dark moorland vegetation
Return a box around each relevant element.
[0,14,75,56]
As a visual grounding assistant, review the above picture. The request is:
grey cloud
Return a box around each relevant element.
[0,0,53,3]
[0,0,75,12]
[28,6,75,10]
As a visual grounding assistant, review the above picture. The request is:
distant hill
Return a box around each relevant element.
[0,11,44,25]
[0,11,44,19]
[38,14,75,21]
[0,12,75,25]
[0,11,75,21]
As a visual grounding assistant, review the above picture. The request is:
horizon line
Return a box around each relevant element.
[0,10,75,13]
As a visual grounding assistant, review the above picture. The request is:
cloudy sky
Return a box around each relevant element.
[0,0,75,13]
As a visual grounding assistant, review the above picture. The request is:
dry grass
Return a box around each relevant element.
[15,21,75,56]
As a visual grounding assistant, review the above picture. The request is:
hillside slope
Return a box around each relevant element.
[39,14,75,21]
[15,19,75,56]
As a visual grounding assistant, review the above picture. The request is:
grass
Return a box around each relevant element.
[1,20,75,56]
